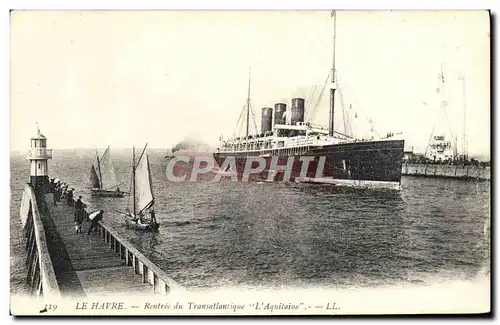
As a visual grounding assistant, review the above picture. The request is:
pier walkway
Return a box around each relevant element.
[44,193,153,297]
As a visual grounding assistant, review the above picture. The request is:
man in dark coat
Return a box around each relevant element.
[53,189,57,206]
[67,189,74,207]
[73,196,86,233]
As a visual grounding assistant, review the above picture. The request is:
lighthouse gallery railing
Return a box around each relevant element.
[28,148,53,159]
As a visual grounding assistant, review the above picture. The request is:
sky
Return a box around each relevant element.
[10,10,490,157]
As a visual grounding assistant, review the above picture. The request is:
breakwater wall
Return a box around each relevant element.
[19,184,61,299]
[402,164,490,181]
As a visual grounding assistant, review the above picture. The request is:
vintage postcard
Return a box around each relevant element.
[9,10,490,316]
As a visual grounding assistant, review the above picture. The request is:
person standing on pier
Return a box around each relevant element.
[53,189,58,206]
[57,184,62,203]
[74,196,86,233]
[61,183,67,197]
[67,189,74,206]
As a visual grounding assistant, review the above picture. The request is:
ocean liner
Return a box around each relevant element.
[214,11,405,189]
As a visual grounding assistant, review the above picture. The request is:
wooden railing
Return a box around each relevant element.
[21,184,61,299]
[78,208,179,295]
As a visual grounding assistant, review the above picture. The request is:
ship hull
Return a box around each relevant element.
[213,139,405,190]
[91,188,125,198]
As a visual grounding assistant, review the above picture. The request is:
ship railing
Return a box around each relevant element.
[21,184,61,300]
[307,123,329,130]
[220,135,323,153]
[86,211,180,295]
[284,136,317,147]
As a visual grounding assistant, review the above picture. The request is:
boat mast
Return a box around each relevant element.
[438,64,457,158]
[136,143,149,168]
[245,67,251,138]
[328,10,337,137]
[459,75,468,160]
[145,151,155,222]
[132,146,136,215]
[96,149,103,190]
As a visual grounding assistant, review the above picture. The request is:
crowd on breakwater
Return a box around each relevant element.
[49,178,103,235]
[404,156,490,167]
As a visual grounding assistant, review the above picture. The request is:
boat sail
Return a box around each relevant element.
[89,165,100,189]
[123,144,159,231]
[90,146,125,197]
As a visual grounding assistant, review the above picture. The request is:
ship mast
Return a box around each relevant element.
[96,149,103,190]
[132,146,136,215]
[328,10,337,137]
[459,75,468,160]
[246,67,251,138]
[438,64,458,158]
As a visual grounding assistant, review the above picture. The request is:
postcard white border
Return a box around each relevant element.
[2,0,497,323]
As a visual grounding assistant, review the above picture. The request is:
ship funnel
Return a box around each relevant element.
[261,107,273,133]
[291,98,305,125]
[274,103,287,125]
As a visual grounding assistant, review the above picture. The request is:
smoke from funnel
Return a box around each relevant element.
[170,137,213,156]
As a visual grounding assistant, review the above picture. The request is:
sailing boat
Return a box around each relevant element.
[122,144,160,231]
[90,146,125,197]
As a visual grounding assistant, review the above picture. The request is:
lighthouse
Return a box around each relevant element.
[27,125,52,192]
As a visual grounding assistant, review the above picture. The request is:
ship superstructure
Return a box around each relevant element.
[423,65,466,163]
[425,135,455,162]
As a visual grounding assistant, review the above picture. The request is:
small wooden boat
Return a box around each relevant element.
[124,212,160,231]
[91,188,124,197]
[122,144,160,232]
[90,147,125,197]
